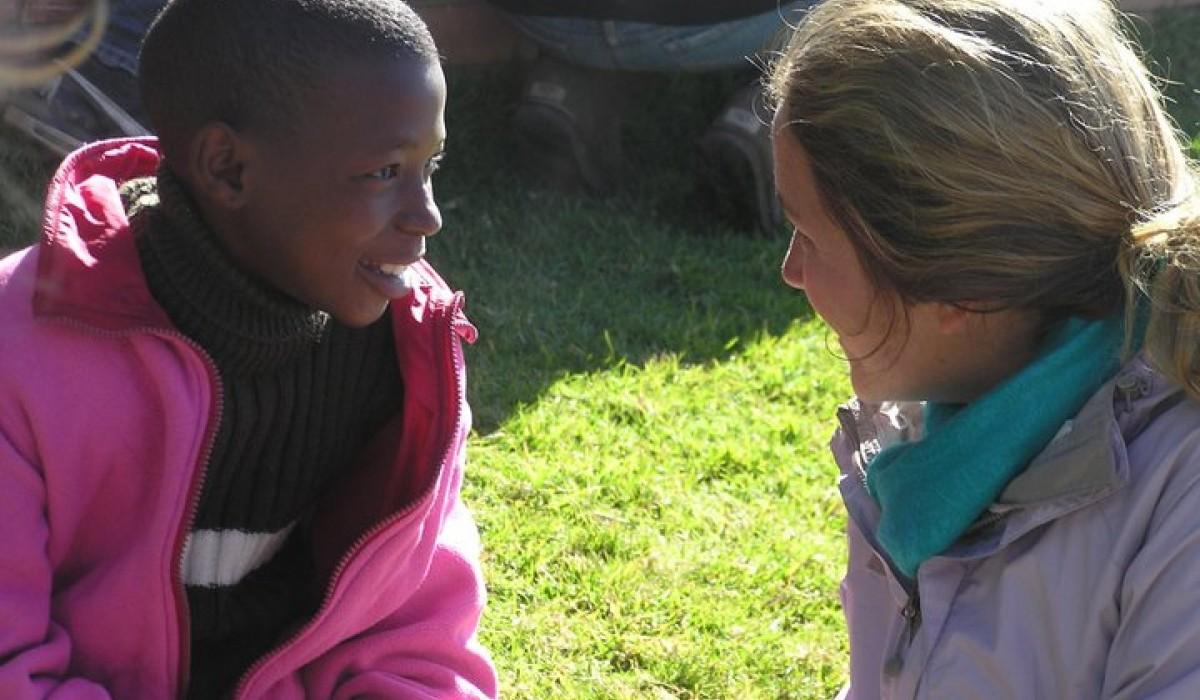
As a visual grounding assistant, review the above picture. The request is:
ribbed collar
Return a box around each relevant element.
[129,167,330,375]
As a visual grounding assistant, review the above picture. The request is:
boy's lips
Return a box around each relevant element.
[359,257,419,298]
[361,258,416,278]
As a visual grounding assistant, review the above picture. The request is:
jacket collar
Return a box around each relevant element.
[835,355,1186,561]
[33,137,172,331]
[995,356,1181,509]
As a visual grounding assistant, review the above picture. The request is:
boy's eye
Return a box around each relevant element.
[366,164,400,181]
[424,152,445,177]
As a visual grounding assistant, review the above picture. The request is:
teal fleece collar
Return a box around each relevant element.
[866,315,1127,578]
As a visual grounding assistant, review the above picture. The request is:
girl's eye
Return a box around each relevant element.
[366,164,400,181]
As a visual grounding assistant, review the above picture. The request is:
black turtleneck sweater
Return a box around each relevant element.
[124,171,403,699]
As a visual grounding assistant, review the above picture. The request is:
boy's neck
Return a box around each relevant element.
[129,167,331,374]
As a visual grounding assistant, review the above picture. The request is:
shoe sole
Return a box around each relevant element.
[513,100,615,195]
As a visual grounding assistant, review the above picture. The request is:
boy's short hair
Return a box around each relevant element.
[139,0,439,165]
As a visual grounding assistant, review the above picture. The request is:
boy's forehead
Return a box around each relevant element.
[289,57,446,150]
[315,56,444,107]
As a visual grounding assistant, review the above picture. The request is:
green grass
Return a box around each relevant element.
[1,8,1199,697]
[0,124,55,248]
[467,328,850,698]
[1130,6,1200,142]
[430,70,851,696]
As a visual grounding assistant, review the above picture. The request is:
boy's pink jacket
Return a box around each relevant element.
[0,139,498,699]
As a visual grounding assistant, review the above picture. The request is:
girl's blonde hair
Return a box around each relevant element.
[768,0,1200,398]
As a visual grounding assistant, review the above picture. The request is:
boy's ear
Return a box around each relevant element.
[186,122,252,209]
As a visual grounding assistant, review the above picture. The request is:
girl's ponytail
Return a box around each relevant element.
[1122,190,1200,399]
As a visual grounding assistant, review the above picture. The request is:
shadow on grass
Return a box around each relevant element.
[430,67,814,432]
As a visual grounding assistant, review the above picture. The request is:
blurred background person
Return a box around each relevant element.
[487,0,815,234]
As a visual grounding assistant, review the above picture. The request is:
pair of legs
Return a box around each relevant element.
[500,2,814,233]
[72,0,161,75]
[505,8,802,72]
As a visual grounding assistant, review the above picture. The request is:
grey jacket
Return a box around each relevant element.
[831,356,1200,699]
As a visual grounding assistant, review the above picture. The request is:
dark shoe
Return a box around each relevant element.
[2,57,148,156]
[512,56,623,195]
[699,82,784,235]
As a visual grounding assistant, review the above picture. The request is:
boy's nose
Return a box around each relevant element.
[394,185,442,238]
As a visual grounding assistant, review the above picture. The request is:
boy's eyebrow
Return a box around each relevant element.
[383,137,446,152]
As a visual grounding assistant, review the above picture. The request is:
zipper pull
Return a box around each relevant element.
[449,292,477,343]
[902,594,922,633]
[884,594,922,677]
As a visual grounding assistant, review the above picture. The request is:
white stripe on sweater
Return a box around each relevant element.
[181,522,297,588]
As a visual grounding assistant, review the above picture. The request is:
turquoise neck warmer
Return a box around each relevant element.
[866,314,1128,578]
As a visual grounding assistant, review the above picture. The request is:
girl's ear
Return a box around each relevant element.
[933,302,973,335]
[186,121,252,210]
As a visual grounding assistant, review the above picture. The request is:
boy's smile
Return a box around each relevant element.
[207,55,448,327]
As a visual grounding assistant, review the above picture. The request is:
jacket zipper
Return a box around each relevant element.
[232,296,467,699]
[170,338,223,699]
[837,401,928,678]
[46,318,223,699]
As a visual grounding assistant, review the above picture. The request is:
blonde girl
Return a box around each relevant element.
[768,0,1200,697]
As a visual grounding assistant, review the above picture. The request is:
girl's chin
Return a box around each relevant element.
[848,372,879,402]
[848,367,897,404]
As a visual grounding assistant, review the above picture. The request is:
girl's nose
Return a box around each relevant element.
[781,232,806,290]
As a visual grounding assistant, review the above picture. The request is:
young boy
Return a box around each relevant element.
[0,1,497,698]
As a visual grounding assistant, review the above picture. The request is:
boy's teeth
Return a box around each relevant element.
[365,260,409,277]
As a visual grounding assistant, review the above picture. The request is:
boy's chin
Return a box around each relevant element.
[334,305,392,328]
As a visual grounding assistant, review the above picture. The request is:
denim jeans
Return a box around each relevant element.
[504,2,814,73]
[89,2,814,76]
[80,0,164,75]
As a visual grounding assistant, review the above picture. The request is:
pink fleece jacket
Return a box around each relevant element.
[0,139,498,699]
